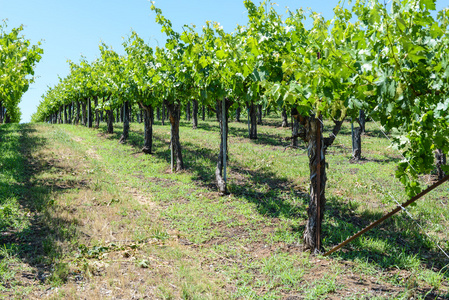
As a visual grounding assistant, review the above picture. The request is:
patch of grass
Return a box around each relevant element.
[48,262,70,286]
[0,125,31,233]
[302,275,340,300]
[260,252,307,290]
[2,114,449,298]
[0,244,20,287]
[419,268,448,290]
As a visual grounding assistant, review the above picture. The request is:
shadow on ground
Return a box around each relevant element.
[0,124,84,288]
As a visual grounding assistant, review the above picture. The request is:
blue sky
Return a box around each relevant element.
[1,0,447,122]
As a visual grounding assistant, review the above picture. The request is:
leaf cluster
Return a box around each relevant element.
[1,21,43,122]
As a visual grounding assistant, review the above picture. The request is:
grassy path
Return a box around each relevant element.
[0,120,448,299]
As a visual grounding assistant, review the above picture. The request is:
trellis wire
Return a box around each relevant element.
[315,117,449,259]
[365,169,449,259]
[324,174,449,257]
[370,119,418,173]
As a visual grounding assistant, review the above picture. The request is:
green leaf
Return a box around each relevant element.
[138,260,150,268]
[396,18,407,32]
[284,91,295,105]
[435,99,449,118]
[242,64,251,78]
[216,50,226,60]
[420,0,436,11]
[408,53,427,63]
[250,69,266,82]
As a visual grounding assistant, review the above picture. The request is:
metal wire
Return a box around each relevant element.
[366,170,449,260]
[370,119,418,173]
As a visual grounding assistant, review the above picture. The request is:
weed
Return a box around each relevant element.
[304,275,340,299]
[151,228,170,242]
[48,262,70,285]
[261,253,306,290]
[158,285,175,300]
[419,268,447,290]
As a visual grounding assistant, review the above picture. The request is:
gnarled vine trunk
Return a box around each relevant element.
[281,108,289,128]
[165,100,184,171]
[186,101,191,121]
[257,104,263,125]
[351,110,365,161]
[300,116,344,253]
[58,106,62,124]
[302,117,325,253]
[248,102,257,139]
[94,96,99,128]
[215,98,232,195]
[352,126,362,161]
[0,101,4,124]
[291,108,300,147]
[358,110,366,134]
[4,111,10,124]
[68,102,72,124]
[63,105,68,124]
[235,105,241,122]
[81,101,87,126]
[119,101,129,143]
[435,149,447,180]
[107,109,114,134]
[140,103,154,154]
[192,99,198,129]
[75,101,80,125]
[87,98,93,128]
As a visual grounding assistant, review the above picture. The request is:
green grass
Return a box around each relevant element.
[0,124,30,232]
[0,124,72,296]
[1,114,449,299]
